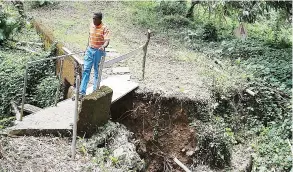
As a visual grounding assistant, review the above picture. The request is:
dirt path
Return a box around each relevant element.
[26,1,212,101]
[0,136,96,172]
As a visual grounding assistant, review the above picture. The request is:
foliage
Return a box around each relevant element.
[157,1,187,16]
[202,23,218,41]
[33,76,63,108]
[161,14,192,29]
[130,1,159,29]
[80,121,145,171]
[194,117,236,169]
[0,19,59,119]
[252,126,292,172]
[0,47,57,118]
[31,0,56,8]
[0,3,21,44]
[0,116,15,129]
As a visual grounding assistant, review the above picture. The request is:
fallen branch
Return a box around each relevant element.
[16,41,43,46]
[173,157,192,172]
[245,89,256,96]
[18,104,42,114]
[16,47,38,54]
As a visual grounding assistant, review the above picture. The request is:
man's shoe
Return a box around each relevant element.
[72,94,85,101]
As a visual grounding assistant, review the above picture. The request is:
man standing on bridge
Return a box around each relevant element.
[75,12,110,100]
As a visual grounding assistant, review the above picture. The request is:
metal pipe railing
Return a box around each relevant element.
[54,58,64,106]
[27,51,84,65]
[20,51,84,121]
[71,74,80,160]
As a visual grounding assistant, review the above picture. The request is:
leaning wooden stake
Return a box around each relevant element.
[173,157,192,172]
[71,74,80,160]
[142,29,151,80]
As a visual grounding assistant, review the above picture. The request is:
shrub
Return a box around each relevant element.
[32,0,56,8]
[202,23,218,41]
[33,76,63,108]
[157,1,187,16]
[195,118,235,169]
[0,4,21,44]
[252,126,292,171]
[161,14,192,28]
[0,43,57,118]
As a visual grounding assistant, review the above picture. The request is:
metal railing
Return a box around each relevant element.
[20,51,84,121]
[71,74,80,160]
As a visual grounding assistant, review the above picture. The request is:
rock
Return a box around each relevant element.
[77,86,113,137]
[186,150,195,157]
[113,147,124,158]
[112,67,130,74]
[85,121,145,171]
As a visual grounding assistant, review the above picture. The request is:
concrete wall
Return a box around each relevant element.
[77,86,113,137]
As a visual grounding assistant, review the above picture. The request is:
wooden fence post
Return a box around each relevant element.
[142,29,151,80]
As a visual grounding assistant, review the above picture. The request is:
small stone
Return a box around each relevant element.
[112,67,130,74]
[113,147,124,158]
[181,148,186,152]
[186,150,195,156]
[183,90,189,94]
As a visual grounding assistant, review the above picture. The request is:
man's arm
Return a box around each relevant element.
[99,26,110,51]
[99,39,109,51]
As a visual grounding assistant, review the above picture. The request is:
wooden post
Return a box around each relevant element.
[142,29,151,80]
[71,74,80,160]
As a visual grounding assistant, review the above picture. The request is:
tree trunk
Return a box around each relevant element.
[186,1,199,19]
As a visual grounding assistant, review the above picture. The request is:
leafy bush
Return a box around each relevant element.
[0,42,57,119]
[0,116,15,129]
[32,0,56,8]
[252,126,292,171]
[161,14,192,29]
[157,1,187,16]
[130,2,159,29]
[33,76,63,108]
[0,4,21,44]
[195,118,235,169]
[202,23,218,41]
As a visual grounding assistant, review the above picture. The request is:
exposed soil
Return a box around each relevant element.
[113,93,198,171]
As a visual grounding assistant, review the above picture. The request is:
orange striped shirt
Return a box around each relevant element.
[89,23,110,49]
